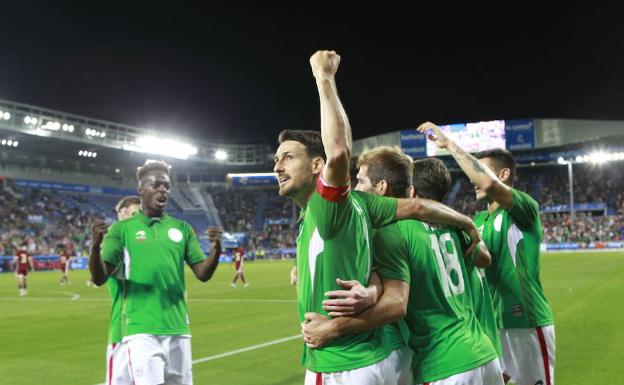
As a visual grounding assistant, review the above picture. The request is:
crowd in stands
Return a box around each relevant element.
[209,186,298,259]
[1,160,623,260]
[0,184,106,257]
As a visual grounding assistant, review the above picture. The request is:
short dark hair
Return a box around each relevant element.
[136,160,172,182]
[115,196,141,213]
[412,158,452,202]
[358,146,413,198]
[277,130,326,161]
[475,148,516,185]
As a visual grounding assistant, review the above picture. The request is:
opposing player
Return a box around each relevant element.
[230,246,249,287]
[303,149,502,385]
[90,195,140,385]
[59,247,73,286]
[275,50,480,385]
[418,122,555,385]
[12,243,34,296]
[91,160,223,385]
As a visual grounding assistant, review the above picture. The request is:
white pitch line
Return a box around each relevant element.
[94,334,301,385]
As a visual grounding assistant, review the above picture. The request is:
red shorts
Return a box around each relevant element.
[17,266,28,276]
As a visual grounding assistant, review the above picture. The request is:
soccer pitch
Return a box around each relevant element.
[0,252,622,385]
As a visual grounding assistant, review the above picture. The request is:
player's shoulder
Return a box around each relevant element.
[510,187,539,207]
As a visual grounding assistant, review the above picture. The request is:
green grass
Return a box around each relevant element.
[0,252,622,384]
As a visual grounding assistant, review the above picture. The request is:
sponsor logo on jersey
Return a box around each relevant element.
[135,230,147,242]
[168,228,183,243]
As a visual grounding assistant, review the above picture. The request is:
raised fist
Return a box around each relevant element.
[206,226,223,243]
[310,50,341,80]
[91,220,108,246]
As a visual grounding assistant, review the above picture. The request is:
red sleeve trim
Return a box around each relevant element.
[316,175,350,203]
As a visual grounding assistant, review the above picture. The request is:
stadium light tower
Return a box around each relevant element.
[557,157,575,222]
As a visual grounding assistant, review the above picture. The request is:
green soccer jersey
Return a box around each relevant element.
[374,220,498,383]
[297,190,402,373]
[464,262,502,357]
[101,211,206,337]
[474,188,554,329]
[107,276,122,344]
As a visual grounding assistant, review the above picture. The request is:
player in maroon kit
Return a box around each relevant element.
[230,246,249,288]
[59,247,73,286]
[12,244,34,296]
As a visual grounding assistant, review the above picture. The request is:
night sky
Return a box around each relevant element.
[1,3,622,144]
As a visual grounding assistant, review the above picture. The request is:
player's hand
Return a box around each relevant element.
[91,220,108,245]
[310,50,340,80]
[206,226,223,243]
[463,225,482,258]
[289,266,297,286]
[302,312,337,349]
[322,278,375,317]
[417,121,452,149]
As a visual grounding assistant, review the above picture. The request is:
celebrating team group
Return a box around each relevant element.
[91,50,554,385]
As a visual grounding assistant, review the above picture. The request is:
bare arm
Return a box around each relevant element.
[311,50,351,187]
[28,257,35,271]
[190,227,222,282]
[417,122,513,209]
[322,271,383,317]
[472,243,492,268]
[89,221,114,286]
[303,279,409,348]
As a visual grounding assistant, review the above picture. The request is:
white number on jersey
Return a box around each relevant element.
[430,233,465,296]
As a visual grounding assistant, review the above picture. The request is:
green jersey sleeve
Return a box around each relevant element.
[507,188,540,230]
[101,222,123,267]
[356,191,398,229]
[184,222,207,265]
[373,223,411,283]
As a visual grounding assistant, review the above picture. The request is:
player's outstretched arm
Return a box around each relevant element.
[29,256,35,271]
[190,226,222,282]
[311,50,351,187]
[302,279,409,349]
[417,121,513,208]
[89,221,113,286]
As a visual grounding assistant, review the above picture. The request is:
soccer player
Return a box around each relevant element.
[418,122,555,385]
[91,160,223,385]
[303,148,503,385]
[230,246,249,287]
[413,158,503,360]
[12,243,34,296]
[275,50,480,385]
[59,247,72,286]
[90,195,140,385]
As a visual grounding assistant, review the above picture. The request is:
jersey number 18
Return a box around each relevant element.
[430,233,465,297]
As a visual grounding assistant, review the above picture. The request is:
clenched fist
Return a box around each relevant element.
[206,226,223,243]
[91,220,109,246]
[310,50,341,80]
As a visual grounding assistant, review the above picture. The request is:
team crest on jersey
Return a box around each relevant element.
[168,228,183,243]
[512,304,523,318]
[135,230,147,242]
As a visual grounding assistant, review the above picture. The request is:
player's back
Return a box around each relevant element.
[376,220,497,383]
[297,190,399,373]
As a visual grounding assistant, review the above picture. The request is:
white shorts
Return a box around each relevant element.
[500,326,556,385]
[417,358,503,385]
[123,334,193,385]
[305,346,413,385]
[106,342,132,385]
